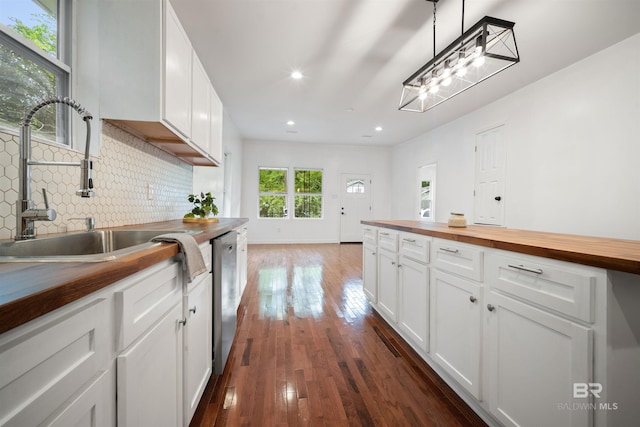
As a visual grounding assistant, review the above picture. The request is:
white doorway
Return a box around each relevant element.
[474,125,506,225]
[417,164,437,221]
[340,173,372,242]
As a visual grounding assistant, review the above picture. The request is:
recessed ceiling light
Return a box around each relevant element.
[361,134,373,138]
[286,120,295,126]
[344,107,355,112]
[375,126,383,132]
[286,130,298,134]
[290,70,303,80]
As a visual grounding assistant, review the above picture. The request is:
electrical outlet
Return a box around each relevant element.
[147,183,154,200]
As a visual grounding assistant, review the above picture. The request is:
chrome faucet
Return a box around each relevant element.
[16,97,95,240]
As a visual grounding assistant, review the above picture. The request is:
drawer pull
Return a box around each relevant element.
[508,264,543,275]
[469,296,477,303]
[380,232,390,236]
[403,238,416,243]
[440,247,459,254]
[487,304,495,312]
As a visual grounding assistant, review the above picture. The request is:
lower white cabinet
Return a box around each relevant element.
[430,269,483,399]
[378,248,399,322]
[398,256,429,352]
[236,225,248,300]
[184,272,213,425]
[362,244,378,303]
[485,291,592,427]
[0,298,112,427]
[117,302,184,427]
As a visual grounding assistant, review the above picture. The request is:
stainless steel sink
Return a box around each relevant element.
[0,229,200,262]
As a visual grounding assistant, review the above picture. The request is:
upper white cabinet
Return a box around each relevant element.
[164,5,193,137]
[99,0,221,166]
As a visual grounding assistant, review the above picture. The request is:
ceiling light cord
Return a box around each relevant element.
[432,1,437,59]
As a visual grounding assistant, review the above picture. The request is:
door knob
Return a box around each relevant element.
[494,196,502,201]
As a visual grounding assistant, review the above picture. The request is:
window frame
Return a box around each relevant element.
[293,168,323,220]
[257,166,289,219]
[0,0,72,145]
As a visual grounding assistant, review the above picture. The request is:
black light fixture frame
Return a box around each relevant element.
[399,0,520,112]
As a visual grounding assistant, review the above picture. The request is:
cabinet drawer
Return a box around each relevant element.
[399,232,430,264]
[433,239,484,282]
[378,229,398,252]
[0,299,108,427]
[487,253,596,322]
[363,226,378,246]
[115,260,182,351]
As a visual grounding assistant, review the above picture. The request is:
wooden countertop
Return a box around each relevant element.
[0,218,248,335]
[362,220,640,275]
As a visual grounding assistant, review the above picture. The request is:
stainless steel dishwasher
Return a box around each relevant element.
[212,231,237,375]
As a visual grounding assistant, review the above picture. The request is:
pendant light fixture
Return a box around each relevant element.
[399,0,520,112]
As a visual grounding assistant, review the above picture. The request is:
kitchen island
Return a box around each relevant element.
[362,219,640,427]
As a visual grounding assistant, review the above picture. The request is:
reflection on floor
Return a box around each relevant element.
[193,243,486,427]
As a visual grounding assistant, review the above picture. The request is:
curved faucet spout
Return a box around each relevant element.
[16,97,95,240]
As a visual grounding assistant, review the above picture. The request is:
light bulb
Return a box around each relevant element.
[441,60,452,86]
[473,55,485,67]
[429,84,439,94]
[418,84,428,100]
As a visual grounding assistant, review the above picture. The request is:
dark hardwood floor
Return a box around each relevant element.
[192,244,487,427]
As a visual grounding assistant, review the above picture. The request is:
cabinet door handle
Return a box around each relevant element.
[403,238,416,243]
[440,247,459,254]
[391,261,396,266]
[189,306,197,314]
[507,264,543,275]
[178,318,187,326]
[372,252,376,255]
[469,296,477,303]
[487,304,495,312]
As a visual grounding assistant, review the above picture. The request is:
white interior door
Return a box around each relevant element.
[474,125,506,225]
[339,173,371,242]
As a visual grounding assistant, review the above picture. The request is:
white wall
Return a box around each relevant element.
[391,32,640,240]
[193,110,243,217]
[242,140,391,243]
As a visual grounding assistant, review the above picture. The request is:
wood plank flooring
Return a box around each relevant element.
[192,244,487,427]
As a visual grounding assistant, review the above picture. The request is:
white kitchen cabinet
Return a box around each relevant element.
[236,225,248,299]
[485,291,592,427]
[190,53,210,150]
[183,272,213,426]
[378,247,399,322]
[363,243,378,303]
[398,256,429,352]
[117,302,184,427]
[209,86,224,163]
[430,269,482,399]
[0,298,112,427]
[99,0,219,166]
[115,259,184,427]
[164,2,192,137]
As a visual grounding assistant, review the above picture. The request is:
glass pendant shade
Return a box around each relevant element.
[399,16,519,112]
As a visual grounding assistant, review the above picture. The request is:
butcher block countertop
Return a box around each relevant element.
[362,220,640,275]
[0,218,248,335]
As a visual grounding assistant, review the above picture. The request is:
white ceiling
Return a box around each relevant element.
[172,0,640,147]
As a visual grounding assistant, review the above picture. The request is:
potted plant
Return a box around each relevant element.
[183,192,219,222]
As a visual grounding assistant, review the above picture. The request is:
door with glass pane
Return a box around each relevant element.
[340,173,371,242]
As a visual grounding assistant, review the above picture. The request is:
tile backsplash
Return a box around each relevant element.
[0,121,192,240]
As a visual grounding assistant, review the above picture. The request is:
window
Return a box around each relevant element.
[0,0,71,144]
[346,178,365,193]
[259,167,288,218]
[294,169,322,218]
